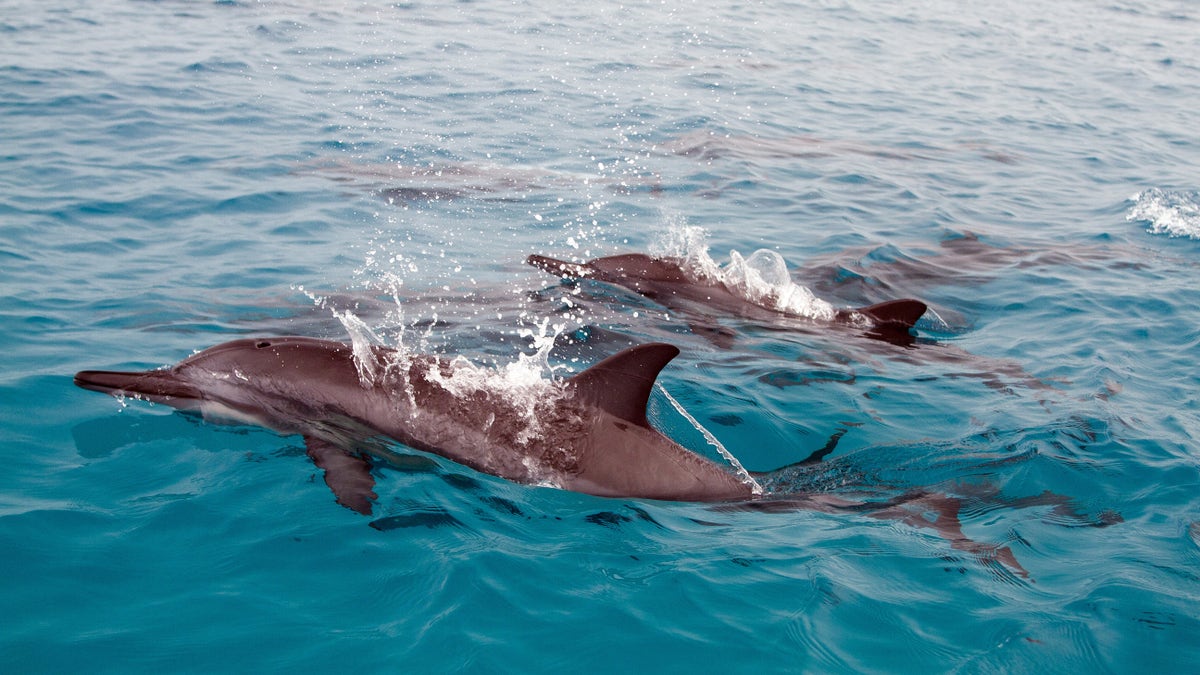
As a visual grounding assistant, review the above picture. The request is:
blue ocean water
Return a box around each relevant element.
[3,0,1200,671]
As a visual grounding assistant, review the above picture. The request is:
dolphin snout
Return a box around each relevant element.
[74,369,204,402]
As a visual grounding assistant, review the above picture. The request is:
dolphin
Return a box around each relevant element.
[74,338,756,514]
[73,336,1118,578]
[527,252,927,346]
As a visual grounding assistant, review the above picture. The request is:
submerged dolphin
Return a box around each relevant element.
[75,338,756,514]
[527,252,927,346]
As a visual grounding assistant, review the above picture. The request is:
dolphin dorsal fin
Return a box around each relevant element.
[856,299,927,328]
[567,343,681,428]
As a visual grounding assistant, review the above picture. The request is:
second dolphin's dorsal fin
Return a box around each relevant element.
[567,343,681,428]
[856,299,927,328]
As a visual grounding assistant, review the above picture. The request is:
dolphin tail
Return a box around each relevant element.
[74,369,205,404]
[526,254,593,279]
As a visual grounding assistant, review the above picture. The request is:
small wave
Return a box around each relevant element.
[1127,188,1200,239]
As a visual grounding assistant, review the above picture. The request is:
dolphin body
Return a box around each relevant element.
[74,336,1115,578]
[74,338,755,514]
[527,253,927,346]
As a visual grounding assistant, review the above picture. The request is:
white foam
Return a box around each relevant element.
[418,320,570,445]
[1128,188,1200,239]
[654,223,837,320]
[724,249,838,321]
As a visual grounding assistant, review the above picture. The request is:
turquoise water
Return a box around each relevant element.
[4,0,1200,671]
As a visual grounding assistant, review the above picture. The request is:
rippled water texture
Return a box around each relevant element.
[3,0,1199,671]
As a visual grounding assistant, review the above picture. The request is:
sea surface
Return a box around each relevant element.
[3,0,1200,671]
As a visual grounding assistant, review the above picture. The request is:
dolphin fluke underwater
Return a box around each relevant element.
[527,252,927,345]
[75,337,756,514]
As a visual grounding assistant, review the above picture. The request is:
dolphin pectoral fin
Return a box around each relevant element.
[527,254,593,280]
[304,436,377,515]
[566,343,680,428]
[853,299,927,328]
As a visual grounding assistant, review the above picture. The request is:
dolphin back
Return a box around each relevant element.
[526,254,593,279]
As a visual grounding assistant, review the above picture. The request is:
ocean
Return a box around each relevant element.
[2,0,1199,671]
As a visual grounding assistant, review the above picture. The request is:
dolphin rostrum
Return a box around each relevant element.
[75,338,756,514]
[527,252,927,346]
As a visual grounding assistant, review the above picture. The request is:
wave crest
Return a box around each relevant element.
[1127,188,1200,239]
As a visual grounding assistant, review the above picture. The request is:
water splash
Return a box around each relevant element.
[724,249,837,321]
[299,277,574,447]
[426,318,567,392]
[653,223,837,320]
[295,285,397,386]
[1127,188,1200,239]
[419,319,570,445]
[332,308,391,386]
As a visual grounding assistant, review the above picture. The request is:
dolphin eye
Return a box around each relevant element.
[255,340,271,349]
